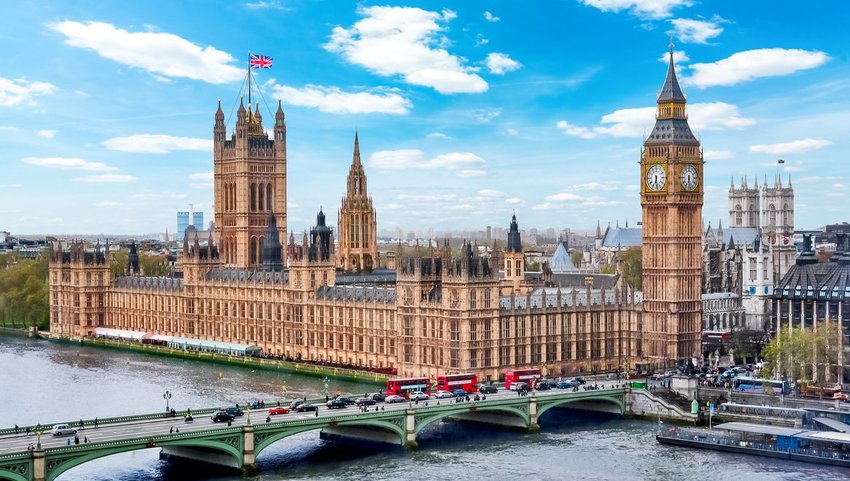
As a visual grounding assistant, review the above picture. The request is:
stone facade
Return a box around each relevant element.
[49,76,650,381]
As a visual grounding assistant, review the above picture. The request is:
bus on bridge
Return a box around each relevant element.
[504,368,542,390]
[386,377,431,398]
[436,373,478,393]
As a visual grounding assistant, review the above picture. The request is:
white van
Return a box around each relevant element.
[50,424,76,436]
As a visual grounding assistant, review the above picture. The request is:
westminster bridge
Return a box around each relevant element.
[0,386,690,481]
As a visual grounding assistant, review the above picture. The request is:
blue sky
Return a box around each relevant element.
[1,0,848,236]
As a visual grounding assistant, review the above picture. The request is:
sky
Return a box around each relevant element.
[1,0,848,236]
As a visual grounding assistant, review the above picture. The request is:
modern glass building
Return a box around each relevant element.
[177,209,204,241]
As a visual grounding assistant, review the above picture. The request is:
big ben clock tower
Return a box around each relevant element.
[640,45,703,367]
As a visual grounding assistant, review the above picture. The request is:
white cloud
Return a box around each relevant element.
[505,128,518,136]
[704,150,733,160]
[472,109,501,122]
[0,126,20,131]
[23,156,118,171]
[686,49,830,89]
[749,139,832,155]
[268,83,410,115]
[485,52,521,75]
[427,132,452,139]
[557,101,754,139]
[505,197,523,205]
[37,129,58,138]
[49,21,243,84]
[244,0,288,9]
[578,0,693,19]
[189,171,214,181]
[103,134,213,154]
[572,181,619,191]
[0,77,56,107]
[483,11,500,22]
[667,17,724,44]
[73,174,137,183]
[476,189,505,199]
[324,6,488,94]
[658,50,689,64]
[369,150,485,174]
[532,202,557,211]
[556,120,596,139]
[545,192,583,202]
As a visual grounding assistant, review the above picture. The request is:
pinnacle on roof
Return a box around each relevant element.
[353,130,361,165]
[658,43,686,103]
[215,98,224,120]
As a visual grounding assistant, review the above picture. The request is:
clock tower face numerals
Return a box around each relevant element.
[646,165,666,191]
[681,164,698,191]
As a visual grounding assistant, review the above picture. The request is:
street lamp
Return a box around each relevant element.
[163,390,172,412]
[35,424,43,450]
[323,376,330,399]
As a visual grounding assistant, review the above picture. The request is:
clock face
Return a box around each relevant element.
[646,165,666,191]
[681,164,698,191]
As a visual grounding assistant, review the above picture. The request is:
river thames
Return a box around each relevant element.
[0,335,845,481]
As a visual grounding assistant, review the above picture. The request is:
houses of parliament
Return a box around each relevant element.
[48,50,703,380]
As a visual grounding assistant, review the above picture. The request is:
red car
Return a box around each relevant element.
[268,407,290,415]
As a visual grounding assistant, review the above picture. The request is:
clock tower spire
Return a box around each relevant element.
[640,45,703,368]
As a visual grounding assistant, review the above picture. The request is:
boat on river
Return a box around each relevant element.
[657,421,850,468]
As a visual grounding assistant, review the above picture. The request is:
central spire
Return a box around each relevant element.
[353,130,361,165]
[658,42,686,104]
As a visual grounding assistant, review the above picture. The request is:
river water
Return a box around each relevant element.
[0,334,845,481]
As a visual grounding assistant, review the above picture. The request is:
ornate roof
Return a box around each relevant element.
[549,241,576,273]
[601,227,642,249]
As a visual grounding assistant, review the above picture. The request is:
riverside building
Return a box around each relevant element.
[47,50,707,379]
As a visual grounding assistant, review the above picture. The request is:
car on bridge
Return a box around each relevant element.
[222,407,244,417]
[268,407,289,415]
[290,400,307,410]
[556,380,577,389]
[50,424,77,436]
[212,412,235,423]
[335,397,356,406]
[478,384,498,394]
[296,403,319,412]
[434,390,455,399]
[369,392,386,402]
[385,394,406,403]
[411,391,430,401]
[452,389,467,398]
[327,399,349,409]
[511,382,529,392]
[536,379,557,390]
[355,397,377,406]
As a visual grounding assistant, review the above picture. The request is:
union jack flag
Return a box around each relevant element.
[250,54,273,69]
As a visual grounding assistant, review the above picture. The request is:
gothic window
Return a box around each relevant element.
[769,204,776,226]
[470,290,477,309]
[250,184,257,212]
[258,185,264,212]
[783,203,789,226]
[267,184,273,210]
[735,204,742,226]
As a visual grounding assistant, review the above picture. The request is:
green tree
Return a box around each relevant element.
[762,324,843,384]
[729,327,769,365]
[570,251,583,269]
[620,247,642,290]
[0,253,49,329]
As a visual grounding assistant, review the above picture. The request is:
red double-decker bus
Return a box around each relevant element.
[436,373,478,393]
[386,377,431,397]
[504,368,542,390]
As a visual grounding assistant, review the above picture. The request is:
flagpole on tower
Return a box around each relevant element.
[247,51,253,107]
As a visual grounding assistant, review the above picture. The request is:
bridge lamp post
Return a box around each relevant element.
[35,424,43,450]
[163,390,172,412]
[323,377,329,399]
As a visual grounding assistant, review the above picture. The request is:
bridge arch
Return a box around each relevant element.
[254,417,407,454]
[413,403,530,436]
[0,463,28,481]
[46,438,242,481]
[536,393,626,420]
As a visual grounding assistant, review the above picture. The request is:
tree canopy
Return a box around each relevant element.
[0,253,49,329]
[762,324,842,384]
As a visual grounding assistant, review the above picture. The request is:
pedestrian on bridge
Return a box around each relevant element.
[266,416,271,423]
[314,410,318,418]
[14,424,18,434]
[83,437,88,443]
[94,418,98,428]
[170,427,173,434]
